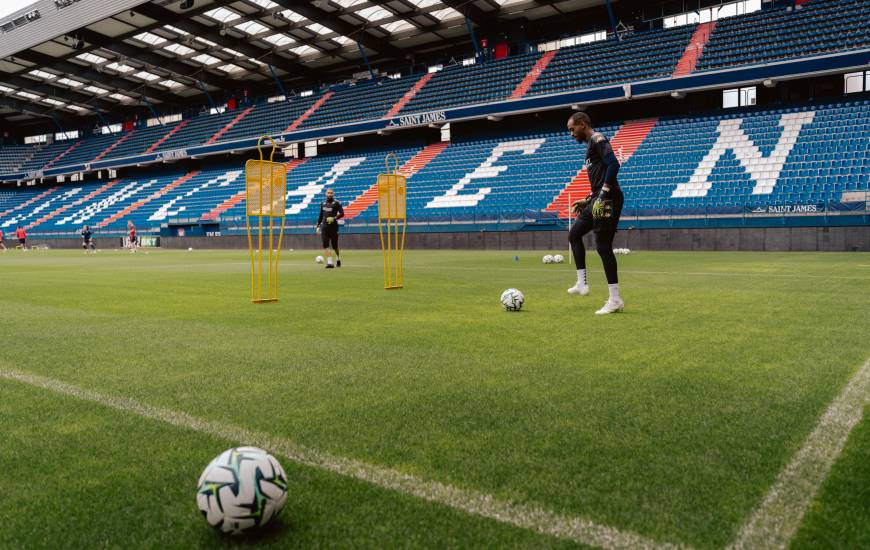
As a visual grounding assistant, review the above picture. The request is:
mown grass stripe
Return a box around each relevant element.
[0,370,687,550]
[729,356,870,549]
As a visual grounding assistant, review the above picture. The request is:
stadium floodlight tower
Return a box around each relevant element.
[246,136,287,303]
[378,153,407,290]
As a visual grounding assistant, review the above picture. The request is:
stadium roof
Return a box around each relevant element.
[0,0,612,129]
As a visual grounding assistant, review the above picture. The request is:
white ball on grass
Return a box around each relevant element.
[542,254,554,264]
[315,255,324,264]
[500,288,525,312]
[553,254,564,264]
[188,247,194,251]
[197,447,288,535]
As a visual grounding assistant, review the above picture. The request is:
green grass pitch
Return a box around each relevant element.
[1,247,868,548]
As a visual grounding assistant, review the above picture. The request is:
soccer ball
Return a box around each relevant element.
[500,288,524,311]
[315,255,324,264]
[553,254,565,264]
[542,254,554,264]
[197,447,288,535]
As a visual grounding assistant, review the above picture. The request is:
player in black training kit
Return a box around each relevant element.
[81,225,95,253]
[316,188,344,268]
[566,112,625,314]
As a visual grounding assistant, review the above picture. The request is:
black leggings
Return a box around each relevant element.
[568,194,623,284]
[321,229,339,255]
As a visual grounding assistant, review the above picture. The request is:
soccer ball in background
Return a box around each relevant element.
[500,288,525,311]
[196,447,289,535]
[315,255,324,264]
[553,254,565,264]
[542,255,554,264]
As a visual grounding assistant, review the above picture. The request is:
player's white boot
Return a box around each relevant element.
[568,268,589,296]
[567,283,589,295]
[595,283,624,314]
[595,299,625,315]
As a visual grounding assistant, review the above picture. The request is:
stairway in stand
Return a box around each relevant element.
[672,22,716,77]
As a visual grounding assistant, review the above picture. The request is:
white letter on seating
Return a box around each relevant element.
[285,157,366,215]
[426,138,546,208]
[671,111,815,198]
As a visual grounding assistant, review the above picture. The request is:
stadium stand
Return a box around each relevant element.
[5,97,866,237]
[285,92,334,132]
[302,76,423,128]
[401,54,542,114]
[2,0,869,179]
[18,141,75,172]
[623,100,870,215]
[528,25,696,95]
[57,133,125,167]
[696,0,870,71]
[216,96,318,143]
[154,110,239,152]
[101,120,184,161]
[0,187,51,219]
[0,145,35,173]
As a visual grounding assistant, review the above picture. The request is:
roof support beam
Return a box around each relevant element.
[12,50,178,105]
[271,0,407,61]
[1,72,135,114]
[73,28,233,92]
[438,0,496,26]
[19,0,240,71]
[131,3,319,80]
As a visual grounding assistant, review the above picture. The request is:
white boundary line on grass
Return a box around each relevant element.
[0,370,686,550]
[728,356,870,549]
[404,265,870,280]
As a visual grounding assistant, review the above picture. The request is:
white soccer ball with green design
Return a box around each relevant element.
[197,447,288,535]
[500,288,524,311]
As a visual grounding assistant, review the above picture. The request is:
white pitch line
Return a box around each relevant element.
[0,370,687,550]
[728,356,870,549]
[411,265,870,280]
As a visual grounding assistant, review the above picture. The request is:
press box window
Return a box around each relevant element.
[844,71,869,94]
[723,86,756,108]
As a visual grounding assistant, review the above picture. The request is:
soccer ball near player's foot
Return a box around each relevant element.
[500,288,525,311]
[315,255,324,264]
[196,447,288,535]
[542,254,554,264]
[553,254,564,264]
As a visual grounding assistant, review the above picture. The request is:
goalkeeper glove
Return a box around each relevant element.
[592,189,612,220]
[572,194,593,214]
[326,216,335,224]
[315,225,321,235]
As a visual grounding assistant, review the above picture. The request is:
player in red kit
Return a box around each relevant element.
[16,226,27,251]
[127,221,139,253]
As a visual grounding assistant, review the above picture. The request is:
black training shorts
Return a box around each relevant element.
[321,225,338,250]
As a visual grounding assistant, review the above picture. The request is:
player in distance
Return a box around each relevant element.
[82,225,96,253]
[315,189,344,268]
[127,221,139,253]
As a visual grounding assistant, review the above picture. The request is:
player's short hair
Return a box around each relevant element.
[569,112,592,127]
